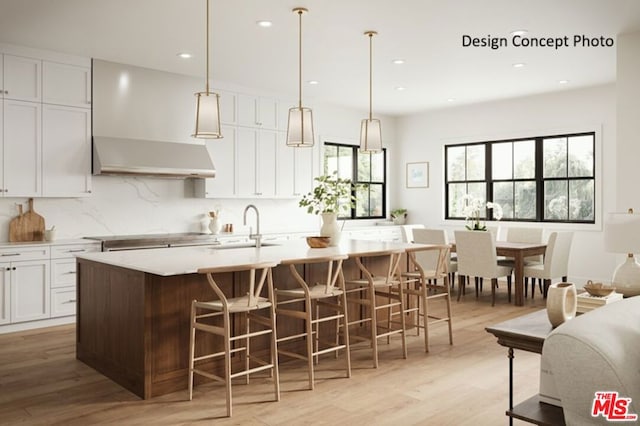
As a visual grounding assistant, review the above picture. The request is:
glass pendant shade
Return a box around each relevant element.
[360,118,382,153]
[286,106,315,147]
[192,91,222,138]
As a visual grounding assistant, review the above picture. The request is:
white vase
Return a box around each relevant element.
[320,212,341,246]
[546,282,577,328]
[209,217,221,235]
[201,214,212,234]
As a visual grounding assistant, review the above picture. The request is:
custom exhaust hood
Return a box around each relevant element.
[92,136,216,178]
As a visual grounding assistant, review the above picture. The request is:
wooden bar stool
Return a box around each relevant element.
[401,243,453,352]
[275,254,351,390]
[188,261,280,417]
[344,248,407,368]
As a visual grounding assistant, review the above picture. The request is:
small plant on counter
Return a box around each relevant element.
[390,208,408,225]
[298,172,355,215]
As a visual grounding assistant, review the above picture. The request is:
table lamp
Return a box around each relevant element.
[604,208,640,297]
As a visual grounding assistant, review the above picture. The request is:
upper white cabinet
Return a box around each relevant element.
[195,126,237,198]
[2,99,42,197]
[43,61,91,108]
[0,45,92,198]
[218,90,237,125]
[236,128,277,197]
[276,135,314,197]
[238,94,279,130]
[2,54,41,102]
[42,104,92,197]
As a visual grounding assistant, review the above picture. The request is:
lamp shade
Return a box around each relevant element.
[604,212,640,254]
[359,118,382,152]
[192,91,222,139]
[286,106,315,147]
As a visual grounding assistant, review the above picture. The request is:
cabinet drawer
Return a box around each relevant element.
[51,287,76,318]
[0,246,49,261]
[51,259,76,288]
[51,243,100,259]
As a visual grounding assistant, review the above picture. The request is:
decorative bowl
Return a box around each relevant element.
[583,281,616,297]
[306,236,331,248]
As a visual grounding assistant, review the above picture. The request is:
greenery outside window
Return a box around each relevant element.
[445,132,595,224]
[324,142,386,219]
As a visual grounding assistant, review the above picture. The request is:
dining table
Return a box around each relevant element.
[451,241,547,306]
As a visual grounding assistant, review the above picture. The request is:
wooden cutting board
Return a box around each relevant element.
[9,198,45,242]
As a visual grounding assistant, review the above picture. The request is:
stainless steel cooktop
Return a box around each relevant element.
[84,232,221,251]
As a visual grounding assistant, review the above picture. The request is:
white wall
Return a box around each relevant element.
[616,31,640,210]
[394,84,618,284]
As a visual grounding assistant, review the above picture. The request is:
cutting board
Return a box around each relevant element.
[9,198,45,242]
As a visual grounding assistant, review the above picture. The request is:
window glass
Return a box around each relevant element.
[568,135,594,177]
[493,181,514,219]
[569,180,594,221]
[466,145,485,180]
[492,143,512,180]
[543,137,567,178]
[514,181,536,219]
[447,146,466,181]
[513,140,535,179]
[544,180,568,221]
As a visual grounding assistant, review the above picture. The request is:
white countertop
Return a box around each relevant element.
[76,239,425,276]
[0,238,99,248]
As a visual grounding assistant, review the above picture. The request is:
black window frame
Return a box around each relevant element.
[323,142,387,220]
[445,131,596,224]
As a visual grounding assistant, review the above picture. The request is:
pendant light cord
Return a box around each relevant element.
[298,9,303,109]
[205,0,210,93]
[368,32,373,120]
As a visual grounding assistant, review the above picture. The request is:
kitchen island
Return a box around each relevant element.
[76,239,422,399]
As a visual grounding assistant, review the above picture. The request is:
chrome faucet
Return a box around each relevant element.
[243,204,262,248]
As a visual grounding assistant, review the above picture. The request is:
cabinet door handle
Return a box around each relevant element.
[65,271,77,275]
[1,253,21,257]
[63,300,77,304]
[67,249,86,253]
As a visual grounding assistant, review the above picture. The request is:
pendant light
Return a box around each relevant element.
[286,7,315,147]
[359,31,382,153]
[192,0,223,139]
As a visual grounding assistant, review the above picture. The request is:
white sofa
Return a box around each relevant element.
[542,296,640,425]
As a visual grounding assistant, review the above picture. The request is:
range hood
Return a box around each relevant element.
[92,136,216,178]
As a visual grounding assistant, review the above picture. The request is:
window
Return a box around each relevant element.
[445,132,595,224]
[324,142,386,219]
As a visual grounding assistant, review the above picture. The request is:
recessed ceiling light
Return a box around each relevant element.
[392,59,405,65]
[176,52,192,59]
[447,98,455,102]
[559,79,569,84]
[513,62,526,68]
[307,80,319,85]
[256,20,272,28]
[510,29,528,37]
[395,86,406,91]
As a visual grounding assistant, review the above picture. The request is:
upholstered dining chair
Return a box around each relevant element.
[523,231,574,298]
[401,230,453,352]
[454,230,513,306]
[411,228,458,286]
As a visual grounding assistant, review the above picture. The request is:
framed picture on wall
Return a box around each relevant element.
[406,162,429,188]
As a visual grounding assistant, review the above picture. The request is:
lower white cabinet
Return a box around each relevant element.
[1,246,50,323]
[0,242,99,327]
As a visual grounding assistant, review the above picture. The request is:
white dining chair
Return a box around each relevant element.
[454,230,513,306]
[523,231,574,298]
[401,224,426,242]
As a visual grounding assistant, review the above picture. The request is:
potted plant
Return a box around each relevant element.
[299,172,355,246]
[390,208,408,225]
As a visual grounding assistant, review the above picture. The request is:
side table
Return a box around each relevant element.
[486,309,566,426]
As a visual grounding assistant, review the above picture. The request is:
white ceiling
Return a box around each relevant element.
[1,0,639,116]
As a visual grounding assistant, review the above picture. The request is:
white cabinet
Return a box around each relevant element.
[50,242,100,319]
[276,135,314,197]
[238,94,279,130]
[42,104,92,197]
[218,90,237,125]
[2,54,41,102]
[43,61,91,108]
[0,264,8,325]
[0,246,51,324]
[237,128,277,197]
[196,126,237,198]
[2,99,41,196]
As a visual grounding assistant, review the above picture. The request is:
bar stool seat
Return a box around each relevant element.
[189,261,280,417]
[275,254,351,390]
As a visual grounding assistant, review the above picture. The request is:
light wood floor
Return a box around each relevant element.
[0,286,547,425]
